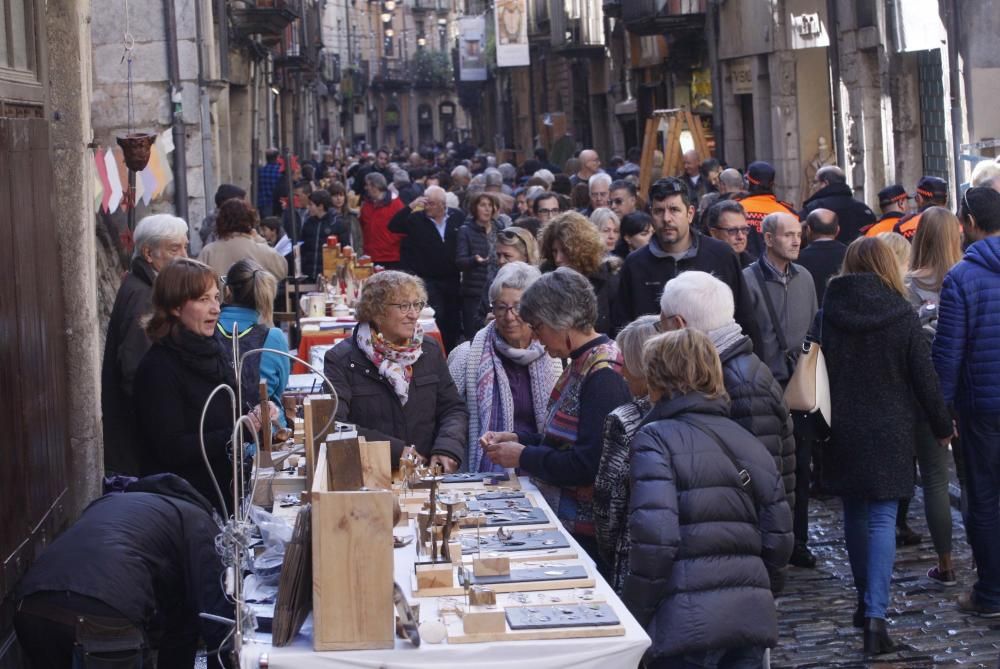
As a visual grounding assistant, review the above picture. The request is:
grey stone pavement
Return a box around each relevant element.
[771,487,1000,668]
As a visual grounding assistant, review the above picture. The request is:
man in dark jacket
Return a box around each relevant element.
[351,148,393,196]
[933,187,1000,617]
[625,335,792,667]
[388,185,465,350]
[798,208,847,305]
[101,214,189,475]
[614,177,762,353]
[15,474,233,668]
[800,165,875,243]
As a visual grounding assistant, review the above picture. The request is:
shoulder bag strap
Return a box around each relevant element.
[676,415,753,495]
[753,262,789,356]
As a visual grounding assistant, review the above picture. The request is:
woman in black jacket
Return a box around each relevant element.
[324,270,468,471]
[625,328,792,668]
[134,258,272,516]
[820,237,953,654]
[457,192,506,339]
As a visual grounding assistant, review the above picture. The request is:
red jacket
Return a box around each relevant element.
[360,194,405,263]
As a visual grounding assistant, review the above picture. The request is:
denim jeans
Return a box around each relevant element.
[914,421,954,555]
[647,646,765,669]
[842,498,899,619]
[958,410,1000,608]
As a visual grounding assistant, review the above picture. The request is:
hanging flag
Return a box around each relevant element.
[458,16,488,82]
[140,164,157,205]
[93,149,107,212]
[495,0,530,67]
[153,131,174,197]
[105,148,123,213]
[95,148,112,213]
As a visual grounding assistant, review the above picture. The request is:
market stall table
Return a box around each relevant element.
[239,477,651,668]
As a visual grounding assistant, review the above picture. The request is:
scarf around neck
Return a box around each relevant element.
[707,321,745,358]
[162,324,236,388]
[356,321,424,404]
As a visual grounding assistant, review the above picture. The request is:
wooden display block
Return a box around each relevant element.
[414,562,453,589]
[462,607,506,635]
[447,541,463,563]
[359,439,391,489]
[472,556,511,577]
[311,445,394,651]
[303,395,336,486]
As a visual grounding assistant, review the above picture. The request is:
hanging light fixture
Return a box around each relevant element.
[417,35,427,47]
[385,27,395,37]
[384,0,397,10]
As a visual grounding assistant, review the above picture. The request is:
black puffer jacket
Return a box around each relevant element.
[820,274,952,499]
[624,393,792,660]
[324,329,468,467]
[456,218,506,298]
[301,210,350,281]
[719,336,796,507]
[801,182,876,243]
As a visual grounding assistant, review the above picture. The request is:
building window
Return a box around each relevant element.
[1,0,45,111]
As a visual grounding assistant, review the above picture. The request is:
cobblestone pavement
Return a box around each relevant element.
[772,489,1000,668]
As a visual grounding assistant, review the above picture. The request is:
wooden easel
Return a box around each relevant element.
[637,108,711,203]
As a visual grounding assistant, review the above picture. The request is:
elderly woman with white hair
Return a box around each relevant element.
[594,314,660,593]
[101,214,189,475]
[448,263,561,472]
[481,268,631,569]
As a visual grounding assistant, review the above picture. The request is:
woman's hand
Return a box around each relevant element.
[429,454,460,474]
[246,401,280,432]
[475,255,487,264]
[480,431,518,448]
[938,421,959,448]
[482,441,525,468]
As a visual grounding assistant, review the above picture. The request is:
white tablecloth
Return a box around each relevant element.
[239,478,650,668]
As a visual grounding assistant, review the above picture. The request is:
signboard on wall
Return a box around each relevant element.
[495,0,530,67]
[458,16,488,82]
[729,59,753,95]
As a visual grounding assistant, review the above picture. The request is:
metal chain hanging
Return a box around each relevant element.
[120,0,136,134]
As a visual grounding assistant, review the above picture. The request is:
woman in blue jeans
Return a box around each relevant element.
[819,237,953,655]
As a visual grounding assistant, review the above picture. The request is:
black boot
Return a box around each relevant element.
[863,617,901,655]
[853,597,865,628]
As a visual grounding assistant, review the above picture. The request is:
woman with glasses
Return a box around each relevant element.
[539,211,620,334]
[481,268,631,570]
[324,270,468,472]
[448,263,561,472]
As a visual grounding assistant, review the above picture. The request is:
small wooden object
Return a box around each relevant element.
[462,606,506,635]
[358,438,392,489]
[447,540,463,563]
[258,381,273,467]
[311,445,394,651]
[303,395,336,486]
[473,556,511,577]
[327,436,364,491]
[415,562,454,589]
[468,586,496,606]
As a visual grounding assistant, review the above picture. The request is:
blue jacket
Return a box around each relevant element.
[933,237,1000,413]
[218,305,290,426]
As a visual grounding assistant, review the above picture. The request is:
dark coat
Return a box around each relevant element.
[934,237,1000,413]
[613,233,763,352]
[624,393,793,659]
[15,474,232,653]
[801,182,876,244]
[388,205,464,280]
[300,210,350,280]
[821,273,953,500]
[101,257,156,475]
[797,238,847,305]
[324,330,468,466]
[456,219,506,297]
[720,337,797,509]
[589,259,620,335]
[133,342,236,515]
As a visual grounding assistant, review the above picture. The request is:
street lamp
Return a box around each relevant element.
[385,27,395,37]
[417,35,427,47]
[381,12,391,22]
[384,0,396,10]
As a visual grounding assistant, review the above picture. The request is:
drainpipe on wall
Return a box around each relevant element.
[164,0,189,224]
[826,0,846,169]
[945,0,964,192]
[707,0,724,162]
[194,0,217,218]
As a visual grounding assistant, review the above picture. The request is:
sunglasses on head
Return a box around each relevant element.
[649,179,688,199]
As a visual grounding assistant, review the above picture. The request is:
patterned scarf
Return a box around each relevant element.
[466,321,555,472]
[356,322,424,405]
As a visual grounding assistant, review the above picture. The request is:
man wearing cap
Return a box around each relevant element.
[613,177,762,352]
[933,187,1000,618]
[800,166,876,243]
[734,161,798,258]
[864,185,910,237]
[894,176,949,240]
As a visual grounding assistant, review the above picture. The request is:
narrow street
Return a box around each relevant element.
[774,486,999,668]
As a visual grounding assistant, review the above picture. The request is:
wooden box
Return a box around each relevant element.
[311,444,395,650]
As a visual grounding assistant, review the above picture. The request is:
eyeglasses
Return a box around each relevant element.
[388,301,427,314]
[491,302,522,317]
[536,207,560,216]
[712,226,751,237]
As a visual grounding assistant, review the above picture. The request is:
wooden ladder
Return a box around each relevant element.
[637,108,711,203]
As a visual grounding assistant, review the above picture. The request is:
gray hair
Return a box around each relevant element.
[971,160,1000,188]
[533,169,555,186]
[518,267,597,332]
[365,171,387,191]
[816,165,846,185]
[760,211,799,236]
[425,185,446,202]
[133,214,188,259]
[393,169,410,187]
[588,173,612,191]
[451,165,470,180]
[498,163,517,182]
[719,168,744,192]
[616,314,661,379]
[484,169,504,187]
[659,270,735,332]
[488,261,541,304]
[590,207,619,231]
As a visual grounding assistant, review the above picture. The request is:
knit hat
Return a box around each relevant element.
[746,161,776,189]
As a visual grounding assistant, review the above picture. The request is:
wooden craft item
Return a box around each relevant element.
[447,540,463,563]
[462,606,506,635]
[258,381,273,467]
[326,436,364,491]
[468,586,497,606]
[470,564,588,586]
[472,556,511,577]
[303,395,336,486]
[358,438,391,489]
[311,445,394,651]
[271,504,312,646]
[505,603,620,630]
[414,562,453,589]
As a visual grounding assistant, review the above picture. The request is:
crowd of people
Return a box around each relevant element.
[15,139,1000,668]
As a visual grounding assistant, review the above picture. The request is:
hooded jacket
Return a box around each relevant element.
[801,181,876,244]
[300,210,350,280]
[933,237,1000,413]
[624,393,792,659]
[821,273,952,499]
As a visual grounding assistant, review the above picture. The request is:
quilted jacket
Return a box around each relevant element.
[933,237,1000,413]
[623,393,792,659]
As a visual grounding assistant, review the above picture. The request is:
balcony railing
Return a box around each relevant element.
[551,0,605,54]
[230,0,299,45]
[528,0,550,38]
[370,59,412,90]
[623,0,706,36]
[407,0,449,12]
